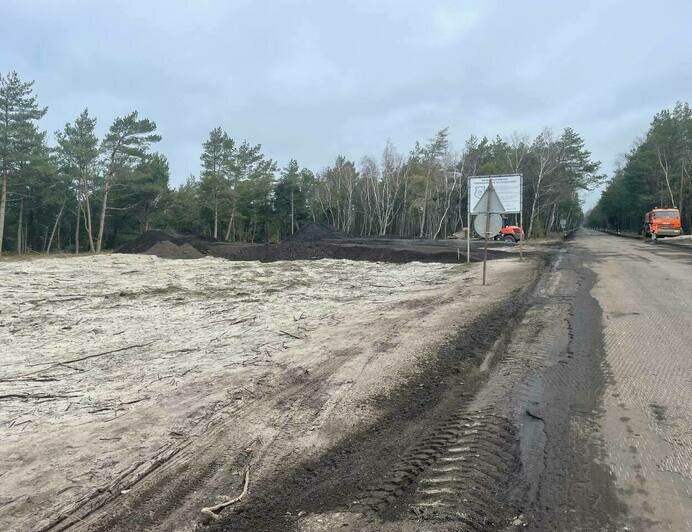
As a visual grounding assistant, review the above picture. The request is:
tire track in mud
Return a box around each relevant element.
[357,410,520,530]
[234,241,622,532]
[208,261,545,532]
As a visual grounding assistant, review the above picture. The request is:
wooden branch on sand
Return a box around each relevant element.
[278,330,304,340]
[200,466,250,521]
[3,341,156,381]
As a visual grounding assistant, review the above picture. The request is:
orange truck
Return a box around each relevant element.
[643,208,682,239]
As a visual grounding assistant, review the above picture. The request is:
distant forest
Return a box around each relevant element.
[1,71,605,256]
[587,102,692,233]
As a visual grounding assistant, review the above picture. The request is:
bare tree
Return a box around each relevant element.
[528,129,561,239]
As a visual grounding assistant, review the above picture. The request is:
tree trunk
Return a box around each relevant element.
[656,148,676,207]
[528,192,539,239]
[433,177,458,240]
[224,193,237,241]
[75,199,81,254]
[96,173,112,252]
[290,189,295,234]
[0,174,7,258]
[17,197,23,254]
[527,171,544,239]
[401,179,408,237]
[419,173,430,238]
[548,203,557,233]
[82,172,95,252]
[47,201,65,255]
[213,197,219,239]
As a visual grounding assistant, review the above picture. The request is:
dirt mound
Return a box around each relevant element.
[117,230,214,256]
[143,241,204,259]
[286,223,346,242]
[207,241,511,263]
[118,230,517,263]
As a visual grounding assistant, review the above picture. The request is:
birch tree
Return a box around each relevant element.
[527,129,561,238]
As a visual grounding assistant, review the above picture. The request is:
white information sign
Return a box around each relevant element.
[468,174,522,214]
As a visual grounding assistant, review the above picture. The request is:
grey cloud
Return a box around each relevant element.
[2,0,691,209]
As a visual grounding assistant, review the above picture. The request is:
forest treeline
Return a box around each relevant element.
[1,71,603,256]
[587,102,692,233]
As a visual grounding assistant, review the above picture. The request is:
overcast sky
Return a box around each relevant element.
[2,0,691,209]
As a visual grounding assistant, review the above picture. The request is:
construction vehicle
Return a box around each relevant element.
[643,208,681,240]
[493,219,524,242]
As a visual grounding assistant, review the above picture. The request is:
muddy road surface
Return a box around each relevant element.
[214,230,692,531]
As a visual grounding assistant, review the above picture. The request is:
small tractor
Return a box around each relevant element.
[493,219,524,243]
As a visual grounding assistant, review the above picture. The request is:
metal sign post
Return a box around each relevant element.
[471,179,504,286]
[466,206,471,264]
[519,209,524,261]
[483,185,491,285]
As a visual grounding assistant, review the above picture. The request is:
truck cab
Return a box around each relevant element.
[644,208,681,239]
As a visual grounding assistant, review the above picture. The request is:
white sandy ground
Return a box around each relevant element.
[0,254,534,530]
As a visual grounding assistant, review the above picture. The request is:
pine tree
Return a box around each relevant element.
[0,71,47,257]
[55,108,99,252]
[199,127,234,239]
[97,111,160,251]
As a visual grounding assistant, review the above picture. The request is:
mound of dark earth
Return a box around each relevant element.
[285,223,346,241]
[117,230,514,263]
[116,230,214,259]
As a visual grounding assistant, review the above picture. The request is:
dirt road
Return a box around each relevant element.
[585,230,692,530]
[210,230,692,531]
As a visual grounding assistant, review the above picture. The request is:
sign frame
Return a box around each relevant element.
[468,174,523,214]
[466,173,524,264]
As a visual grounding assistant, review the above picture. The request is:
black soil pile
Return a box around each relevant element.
[285,223,346,242]
[209,242,486,263]
[117,230,514,263]
[116,230,214,259]
[143,241,204,259]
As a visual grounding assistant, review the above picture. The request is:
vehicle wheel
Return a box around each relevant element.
[503,235,516,243]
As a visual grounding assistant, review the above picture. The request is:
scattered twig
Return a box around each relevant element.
[200,466,250,521]
[88,396,149,414]
[4,341,155,380]
[0,376,58,383]
[58,362,85,372]
[525,409,545,421]
[278,330,304,340]
[9,419,32,429]
[0,393,79,401]
[58,342,156,366]
[210,315,255,326]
